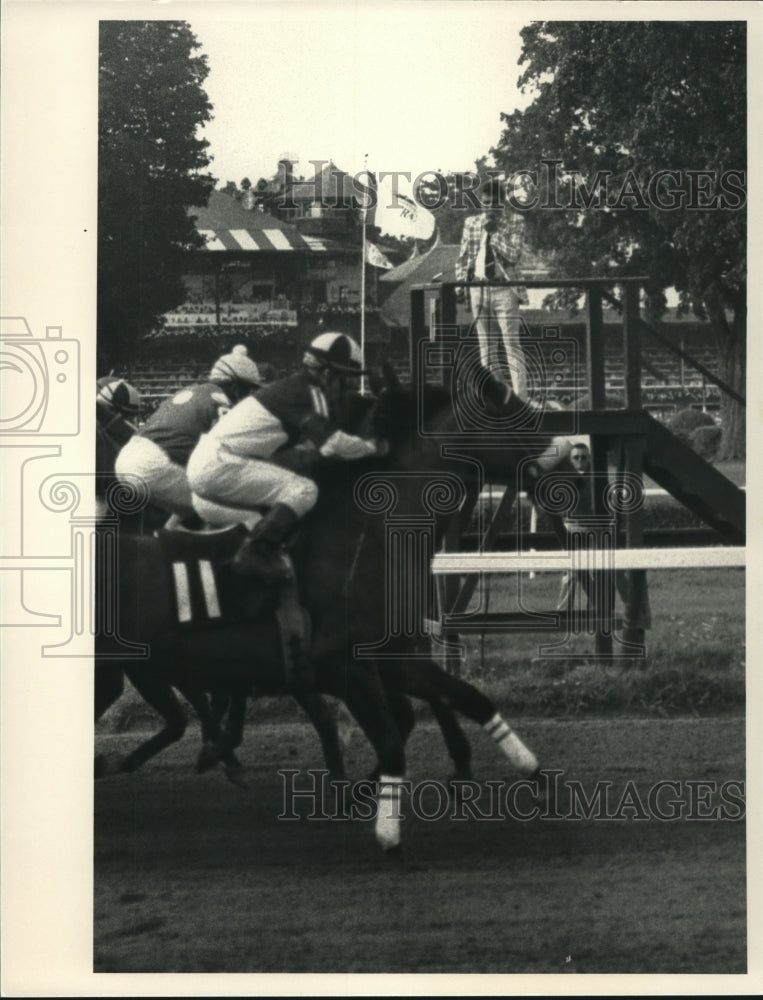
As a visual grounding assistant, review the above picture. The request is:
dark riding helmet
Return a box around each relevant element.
[96,376,141,417]
[303,332,364,375]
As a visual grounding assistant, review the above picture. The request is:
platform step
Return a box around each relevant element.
[643,414,745,544]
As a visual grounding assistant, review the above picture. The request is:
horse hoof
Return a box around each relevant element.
[383,844,404,861]
[196,741,223,773]
[528,767,547,808]
[225,763,249,790]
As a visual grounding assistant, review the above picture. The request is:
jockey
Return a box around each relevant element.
[97,375,141,437]
[96,376,142,463]
[114,345,263,523]
[96,377,142,518]
[187,332,381,581]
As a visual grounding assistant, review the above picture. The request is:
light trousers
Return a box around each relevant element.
[186,434,319,527]
[469,286,528,399]
[114,435,195,517]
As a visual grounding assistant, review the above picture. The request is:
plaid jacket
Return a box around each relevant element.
[455,213,529,304]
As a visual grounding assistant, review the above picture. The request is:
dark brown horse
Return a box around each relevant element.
[97,369,568,849]
[95,387,476,788]
[96,412,258,785]
[96,402,344,785]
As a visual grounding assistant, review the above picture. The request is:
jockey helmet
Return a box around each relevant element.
[303,332,364,374]
[209,345,262,388]
[96,376,141,417]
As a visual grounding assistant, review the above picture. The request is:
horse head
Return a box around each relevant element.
[363,364,573,491]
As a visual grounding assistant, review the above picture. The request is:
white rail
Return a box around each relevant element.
[431,546,745,574]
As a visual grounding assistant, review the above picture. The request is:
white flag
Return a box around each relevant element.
[365,242,394,269]
[374,175,436,241]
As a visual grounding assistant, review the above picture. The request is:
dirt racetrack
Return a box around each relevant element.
[95,715,745,974]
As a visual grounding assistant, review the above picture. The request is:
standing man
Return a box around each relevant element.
[455,176,530,400]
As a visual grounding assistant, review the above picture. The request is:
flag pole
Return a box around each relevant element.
[360,153,368,395]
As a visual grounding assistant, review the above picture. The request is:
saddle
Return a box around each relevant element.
[155,525,311,686]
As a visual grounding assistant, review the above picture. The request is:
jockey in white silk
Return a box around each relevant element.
[114,345,263,522]
[187,332,382,581]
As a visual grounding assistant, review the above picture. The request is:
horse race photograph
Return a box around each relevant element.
[1,1,759,995]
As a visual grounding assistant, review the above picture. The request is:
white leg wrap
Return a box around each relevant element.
[376,775,404,851]
[484,713,538,775]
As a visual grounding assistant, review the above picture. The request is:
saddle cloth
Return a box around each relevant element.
[155,525,310,684]
[156,525,279,627]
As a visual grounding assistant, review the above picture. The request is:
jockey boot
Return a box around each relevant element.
[231,503,300,583]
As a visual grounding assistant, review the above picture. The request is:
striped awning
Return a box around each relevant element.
[198,228,334,253]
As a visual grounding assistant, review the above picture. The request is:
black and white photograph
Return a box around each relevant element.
[1,1,761,994]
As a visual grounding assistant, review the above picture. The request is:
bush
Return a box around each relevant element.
[689,424,722,461]
[668,407,716,445]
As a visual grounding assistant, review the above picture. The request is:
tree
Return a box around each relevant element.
[98,21,215,368]
[493,21,746,457]
[416,160,497,244]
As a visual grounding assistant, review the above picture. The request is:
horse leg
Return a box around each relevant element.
[175,683,249,789]
[321,661,407,851]
[210,690,232,727]
[220,690,247,751]
[218,690,250,789]
[427,697,473,781]
[379,682,473,782]
[388,659,539,779]
[94,664,125,778]
[103,671,189,775]
[291,688,347,782]
[365,687,415,785]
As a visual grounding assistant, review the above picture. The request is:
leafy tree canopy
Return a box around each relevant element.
[493,20,746,455]
[98,20,215,368]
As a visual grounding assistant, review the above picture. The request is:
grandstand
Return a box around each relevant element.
[121,326,723,425]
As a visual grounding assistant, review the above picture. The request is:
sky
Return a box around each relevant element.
[186,2,531,191]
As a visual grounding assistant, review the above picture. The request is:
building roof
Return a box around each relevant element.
[189,190,345,253]
[289,161,358,206]
[379,244,461,327]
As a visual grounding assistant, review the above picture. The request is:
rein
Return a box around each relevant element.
[342,525,368,598]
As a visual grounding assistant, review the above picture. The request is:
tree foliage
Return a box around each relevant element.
[98,21,215,368]
[493,21,746,456]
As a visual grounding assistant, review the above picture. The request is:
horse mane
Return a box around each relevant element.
[363,382,453,446]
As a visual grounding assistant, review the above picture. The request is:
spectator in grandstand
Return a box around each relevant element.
[455,176,531,401]
[186,332,384,582]
[114,345,263,527]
